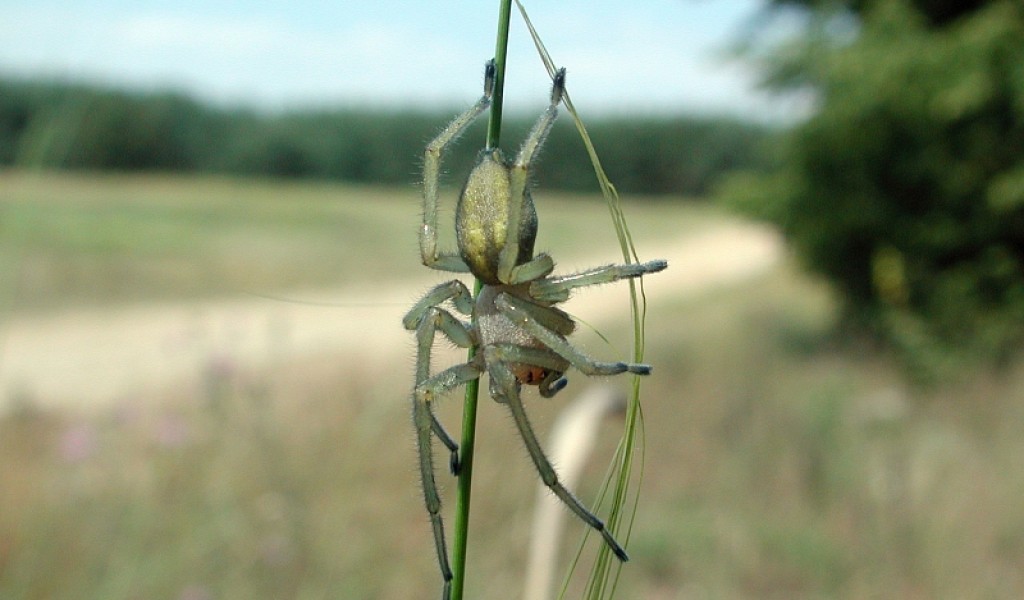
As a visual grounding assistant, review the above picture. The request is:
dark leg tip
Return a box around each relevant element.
[484,59,496,98]
[449,450,461,476]
[613,362,652,375]
[644,259,668,273]
[552,68,567,104]
[540,375,569,398]
[600,528,630,562]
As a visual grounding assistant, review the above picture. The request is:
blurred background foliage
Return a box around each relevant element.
[722,0,1024,380]
[0,76,770,197]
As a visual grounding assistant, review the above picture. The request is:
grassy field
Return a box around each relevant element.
[0,170,719,313]
[3,171,1024,599]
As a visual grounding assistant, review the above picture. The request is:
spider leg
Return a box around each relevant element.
[412,306,475,351]
[524,302,576,336]
[413,303,477,472]
[484,349,629,561]
[538,370,570,398]
[404,280,475,337]
[422,60,496,274]
[530,259,669,303]
[410,286,486,599]
[486,344,571,400]
[495,293,653,376]
[412,360,484,600]
[496,68,567,285]
[478,287,575,336]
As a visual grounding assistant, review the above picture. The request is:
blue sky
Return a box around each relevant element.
[0,0,798,118]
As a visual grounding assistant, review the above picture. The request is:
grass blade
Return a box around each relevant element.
[515,2,650,598]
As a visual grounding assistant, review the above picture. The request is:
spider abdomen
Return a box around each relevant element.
[456,150,538,284]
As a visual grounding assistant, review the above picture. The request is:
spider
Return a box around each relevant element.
[403,59,667,599]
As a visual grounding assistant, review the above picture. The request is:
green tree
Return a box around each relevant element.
[723,0,1024,377]
[0,75,770,195]
[16,88,206,171]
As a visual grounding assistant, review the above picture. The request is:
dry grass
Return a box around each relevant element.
[2,172,1024,599]
[0,170,718,314]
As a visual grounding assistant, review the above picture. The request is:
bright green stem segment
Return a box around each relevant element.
[486,0,512,150]
[449,339,480,600]
[450,2,512,598]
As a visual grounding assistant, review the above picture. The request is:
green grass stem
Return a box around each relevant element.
[449,3,512,598]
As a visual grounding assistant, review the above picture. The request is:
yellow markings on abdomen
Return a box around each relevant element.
[457,154,511,283]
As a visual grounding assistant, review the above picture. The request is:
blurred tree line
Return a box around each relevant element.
[722,0,1024,378]
[0,77,769,197]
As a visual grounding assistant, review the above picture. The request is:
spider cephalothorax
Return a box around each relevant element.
[404,59,667,599]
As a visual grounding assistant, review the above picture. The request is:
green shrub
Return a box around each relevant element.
[14,88,206,171]
[0,77,769,195]
[721,0,1024,377]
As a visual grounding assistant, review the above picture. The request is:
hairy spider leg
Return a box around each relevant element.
[486,343,571,398]
[412,360,484,599]
[473,286,576,337]
[530,259,669,303]
[415,305,476,470]
[483,292,651,561]
[403,280,475,333]
[421,60,496,274]
[483,347,630,561]
[495,68,567,285]
[495,293,653,376]
[405,281,479,474]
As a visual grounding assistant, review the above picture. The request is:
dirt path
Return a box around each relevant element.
[0,223,781,413]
